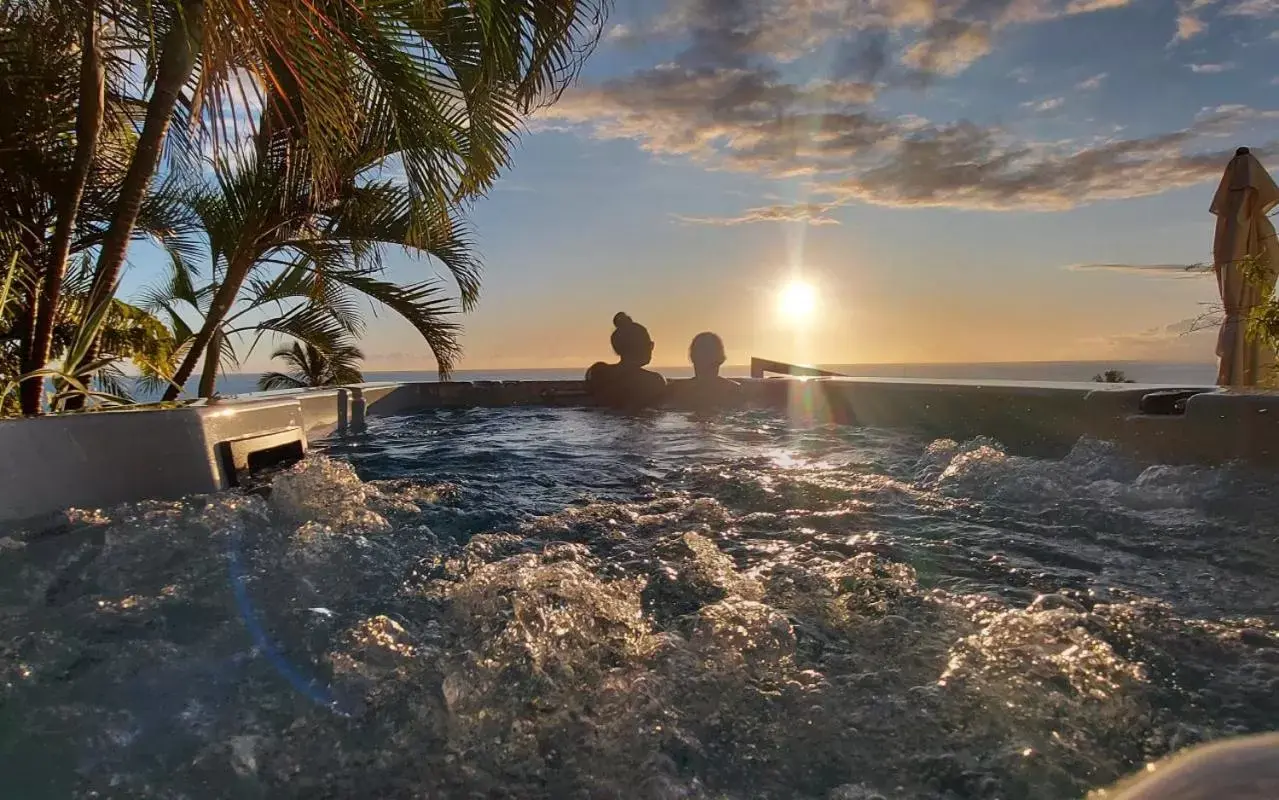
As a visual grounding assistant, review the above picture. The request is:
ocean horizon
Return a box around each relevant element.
[191,359,1219,399]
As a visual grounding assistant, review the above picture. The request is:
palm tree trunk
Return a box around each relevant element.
[16,279,39,383]
[66,1,203,407]
[162,257,249,401]
[12,229,43,408]
[198,327,221,397]
[20,2,104,416]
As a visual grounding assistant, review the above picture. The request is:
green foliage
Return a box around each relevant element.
[257,340,364,391]
[1092,370,1135,384]
[148,148,478,397]
[0,254,179,415]
[1239,252,1279,347]
[3,0,610,411]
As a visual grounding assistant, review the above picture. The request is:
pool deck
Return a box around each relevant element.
[1,376,1277,524]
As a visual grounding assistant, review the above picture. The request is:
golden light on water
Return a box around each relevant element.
[778,279,817,321]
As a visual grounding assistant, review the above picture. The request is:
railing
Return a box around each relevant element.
[749,357,849,379]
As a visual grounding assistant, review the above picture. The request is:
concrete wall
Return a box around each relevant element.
[0,396,305,524]
[4,376,1277,525]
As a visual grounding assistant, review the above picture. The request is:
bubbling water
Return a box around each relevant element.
[1,408,1277,799]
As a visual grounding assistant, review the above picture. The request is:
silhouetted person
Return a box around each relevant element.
[667,331,743,410]
[585,312,666,409]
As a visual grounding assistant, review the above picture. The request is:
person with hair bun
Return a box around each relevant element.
[585,312,667,409]
[667,331,742,411]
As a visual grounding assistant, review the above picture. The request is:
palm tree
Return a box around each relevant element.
[1,256,179,414]
[1,4,197,413]
[21,1,105,415]
[60,0,608,381]
[1092,369,1135,383]
[141,237,414,397]
[153,146,476,400]
[257,341,363,391]
[9,0,608,408]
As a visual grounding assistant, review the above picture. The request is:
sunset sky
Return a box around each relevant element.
[126,0,1279,371]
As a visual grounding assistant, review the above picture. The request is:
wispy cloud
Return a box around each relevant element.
[1022,96,1066,112]
[1008,66,1034,84]
[605,23,633,42]
[612,0,1140,86]
[674,204,840,226]
[901,21,993,77]
[1225,0,1279,17]
[1169,0,1279,43]
[1075,72,1108,90]
[1066,0,1133,10]
[1068,263,1210,277]
[1189,62,1236,73]
[1083,316,1216,359]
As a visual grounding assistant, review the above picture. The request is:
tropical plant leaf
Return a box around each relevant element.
[256,370,308,391]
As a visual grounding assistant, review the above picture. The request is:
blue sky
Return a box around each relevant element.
[125,0,1279,371]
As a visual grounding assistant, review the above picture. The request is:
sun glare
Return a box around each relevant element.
[778,280,817,320]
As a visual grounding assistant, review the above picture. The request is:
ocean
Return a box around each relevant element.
[196,360,1218,399]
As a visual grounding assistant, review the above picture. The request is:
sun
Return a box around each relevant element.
[778,280,817,320]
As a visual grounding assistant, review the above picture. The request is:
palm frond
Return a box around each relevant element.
[256,370,307,391]
[250,303,353,360]
[319,180,483,310]
[256,336,363,389]
[321,269,461,377]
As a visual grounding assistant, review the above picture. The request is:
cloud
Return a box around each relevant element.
[1084,316,1217,359]
[605,23,634,42]
[1008,65,1035,83]
[618,0,1138,83]
[539,60,1275,213]
[675,203,842,225]
[1189,62,1236,72]
[535,0,1279,218]
[901,20,994,77]
[1224,0,1279,17]
[1065,0,1131,11]
[535,65,889,175]
[1166,0,1278,44]
[1022,96,1066,112]
[1075,72,1108,90]
[1174,12,1207,40]
[1169,0,1279,44]
[823,125,1248,211]
[1067,263,1211,277]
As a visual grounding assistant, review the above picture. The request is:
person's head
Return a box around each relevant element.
[689,332,725,377]
[611,312,654,366]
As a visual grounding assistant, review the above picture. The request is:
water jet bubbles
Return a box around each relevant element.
[271,457,390,535]
[691,598,798,671]
[7,407,1279,797]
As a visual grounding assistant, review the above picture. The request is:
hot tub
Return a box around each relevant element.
[1,392,1277,798]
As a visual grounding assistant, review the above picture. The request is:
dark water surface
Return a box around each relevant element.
[2,407,1278,799]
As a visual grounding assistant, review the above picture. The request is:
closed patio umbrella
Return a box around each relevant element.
[1211,146,1279,386]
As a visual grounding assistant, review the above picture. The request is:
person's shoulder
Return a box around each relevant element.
[586,361,613,382]
[666,376,691,393]
[643,368,667,386]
